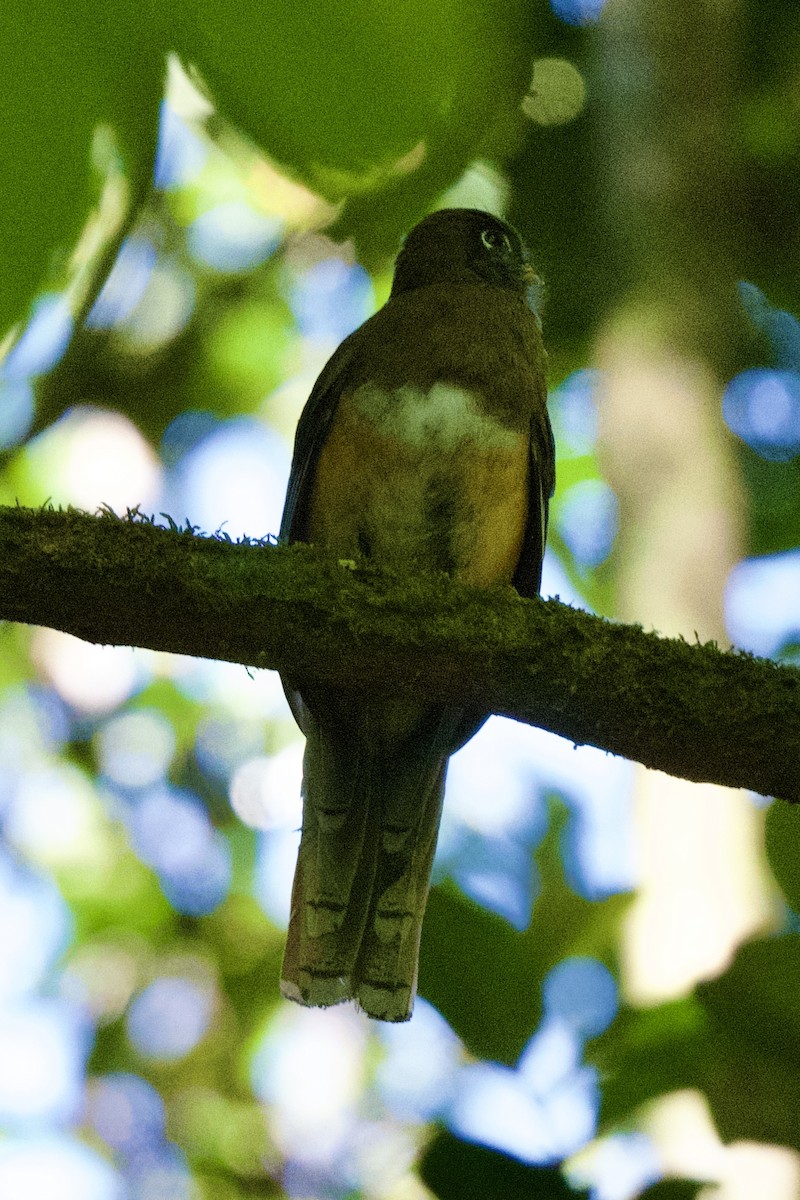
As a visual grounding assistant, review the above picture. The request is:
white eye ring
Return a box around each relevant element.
[481,228,511,253]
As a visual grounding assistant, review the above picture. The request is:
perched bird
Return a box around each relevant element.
[279,207,555,1022]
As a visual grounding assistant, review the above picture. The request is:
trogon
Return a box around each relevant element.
[279,207,555,1022]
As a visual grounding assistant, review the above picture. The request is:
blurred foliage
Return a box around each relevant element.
[0,0,165,337]
[420,1129,589,1198]
[740,447,800,558]
[638,1184,709,1200]
[3,0,800,1198]
[2,0,537,339]
[173,0,536,251]
[590,998,709,1128]
[590,935,800,1152]
[765,799,800,910]
[737,0,800,309]
[35,216,298,445]
[420,804,630,1063]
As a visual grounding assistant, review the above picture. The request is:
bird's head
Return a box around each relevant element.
[390,208,543,323]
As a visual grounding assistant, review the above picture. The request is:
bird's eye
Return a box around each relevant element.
[480,227,512,254]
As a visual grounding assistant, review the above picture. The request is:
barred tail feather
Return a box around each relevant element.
[280,720,379,1009]
[354,756,446,1020]
[280,720,447,1022]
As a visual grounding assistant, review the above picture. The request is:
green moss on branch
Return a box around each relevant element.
[1,502,797,800]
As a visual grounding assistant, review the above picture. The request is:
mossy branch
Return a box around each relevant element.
[1,503,797,801]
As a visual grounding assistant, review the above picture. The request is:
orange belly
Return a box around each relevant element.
[308,382,529,588]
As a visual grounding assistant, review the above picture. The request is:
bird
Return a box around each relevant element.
[278,207,555,1022]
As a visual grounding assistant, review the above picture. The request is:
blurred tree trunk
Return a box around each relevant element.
[594,0,782,1182]
[594,0,789,1185]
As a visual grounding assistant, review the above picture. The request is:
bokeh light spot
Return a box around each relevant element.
[6,763,104,868]
[377,999,462,1120]
[0,1135,123,1200]
[0,852,70,1002]
[442,717,547,926]
[574,1132,662,1200]
[87,1073,166,1154]
[177,655,290,718]
[557,478,619,568]
[542,958,618,1039]
[194,713,268,781]
[523,59,586,125]
[450,1063,563,1163]
[33,629,143,714]
[127,786,232,915]
[3,293,73,380]
[722,368,800,461]
[550,0,607,25]
[289,258,374,344]
[154,101,208,191]
[97,711,176,790]
[253,827,301,929]
[0,1000,88,1123]
[725,550,800,660]
[518,1018,579,1097]
[160,409,220,467]
[63,411,161,511]
[127,977,214,1061]
[229,748,303,831]
[61,942,139,1024]
[446,717,546,840]
[158,833,232,916]
[189,203,282,273]
[129,788,212,871]
[117,261,196,353]
[126,1145,192,1200]
[550,370,601,456]
[24,408,161,513]
[252,1006,366,1164]
[448,719,635,906]
[0,376,34,449]
[169,417,289,540]
[448,829,538,931]
[86,237,157,331]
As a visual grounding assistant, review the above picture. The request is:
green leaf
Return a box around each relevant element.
[419,801,631,1063]
[699,1024,800,1148]
[0,0,165,340]
[589,998,708,1129]
[171,0,535,202]
[696,935,800,1063]
[765,799,800,911]
[588,940,800,1150]
[691,934,800,1147]
[638,1183,711,1200]
[419,1129,589,1200]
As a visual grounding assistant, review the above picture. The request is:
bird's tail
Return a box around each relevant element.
[280,718,447,1022]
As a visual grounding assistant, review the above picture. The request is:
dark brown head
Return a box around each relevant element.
[390,209,540,305]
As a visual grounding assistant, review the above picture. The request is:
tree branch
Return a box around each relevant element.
[1,503,797,800]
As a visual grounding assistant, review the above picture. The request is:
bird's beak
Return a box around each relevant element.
[522,264,544,330]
